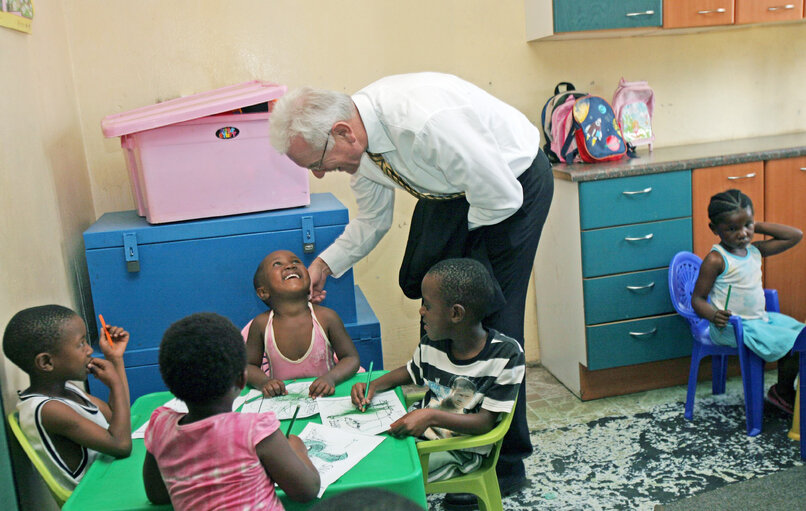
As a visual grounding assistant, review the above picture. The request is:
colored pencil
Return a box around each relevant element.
[285,405,300,437]
[98,314,115,347]
[724,285,732,311]
[362,361,374,411]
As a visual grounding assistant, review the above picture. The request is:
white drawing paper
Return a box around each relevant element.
[298,422,384,498]
[131,397,188,439]
[238,381,318,419]
[316,390,407,436]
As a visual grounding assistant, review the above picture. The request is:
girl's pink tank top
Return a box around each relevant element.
[263,303,335,381]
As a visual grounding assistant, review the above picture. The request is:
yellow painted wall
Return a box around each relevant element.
[1,2,92,508]
[2,2,805,506]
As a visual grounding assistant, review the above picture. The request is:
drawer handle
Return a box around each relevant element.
[726,172,757,180]
[697,8,727,14]
[800,167,806,171]
[625,10,655,16]
[629,327,658,338]
[626,282,655,291]
[622,186,652,196]
[624,233,654,242]
[768,4,795,11]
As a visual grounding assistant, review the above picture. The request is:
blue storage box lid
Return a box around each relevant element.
[84,193,348,248]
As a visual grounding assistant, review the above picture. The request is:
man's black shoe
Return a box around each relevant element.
[442,477,529,511]
[442,493,478,511]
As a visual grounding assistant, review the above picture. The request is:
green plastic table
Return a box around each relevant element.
[63,373,426,510]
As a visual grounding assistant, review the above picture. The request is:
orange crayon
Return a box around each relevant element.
[98,314,115,347]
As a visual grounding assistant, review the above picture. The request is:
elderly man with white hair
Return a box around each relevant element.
[269,72,553,510]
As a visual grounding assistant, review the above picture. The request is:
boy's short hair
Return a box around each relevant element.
[708,189,754,222]
[159,312,246,405]
[426,258,496,321]
[3,305,77,373]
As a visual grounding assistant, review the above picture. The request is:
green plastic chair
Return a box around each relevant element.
[7,411,72,507]
[405,391,518,511]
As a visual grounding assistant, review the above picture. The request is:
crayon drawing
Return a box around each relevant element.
[239,381,318,419]
[298,423,384,497]
[316,390,407,435]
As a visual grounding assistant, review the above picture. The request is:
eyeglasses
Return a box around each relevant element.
[308,134,330,172]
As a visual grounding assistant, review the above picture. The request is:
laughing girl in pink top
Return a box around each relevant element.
[143,313,320,510]
[246,250,360,398]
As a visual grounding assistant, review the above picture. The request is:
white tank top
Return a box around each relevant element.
[16,382,109,489]
[709,243,768,321]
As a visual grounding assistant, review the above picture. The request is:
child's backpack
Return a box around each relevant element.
[562,95,628,163]
[612,78,655,150]
[540,82,588,163]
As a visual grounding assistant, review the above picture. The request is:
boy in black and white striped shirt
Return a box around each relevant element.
[351,258,525,483]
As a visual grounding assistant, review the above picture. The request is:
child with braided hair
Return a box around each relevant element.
[691,189,803,414]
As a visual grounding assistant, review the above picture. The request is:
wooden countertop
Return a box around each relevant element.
[552,132,806,182]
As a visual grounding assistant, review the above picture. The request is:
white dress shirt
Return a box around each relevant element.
[319,72,542,278]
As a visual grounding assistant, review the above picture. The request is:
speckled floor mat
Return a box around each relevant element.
[427,394,801,510]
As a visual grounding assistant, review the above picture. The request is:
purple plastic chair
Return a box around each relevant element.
[668,251,771,437]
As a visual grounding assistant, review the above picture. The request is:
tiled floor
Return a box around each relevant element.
[523,362,773,431]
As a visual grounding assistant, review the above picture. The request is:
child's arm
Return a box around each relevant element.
[88,325,131,423]
[309,306,361,398]
[350,366,413,410]
[142,451,171,504]
[246,314,287,397]
[753,221,803,257]
[41,356,132,458]
[388,407,499,438]
[256,431,320,502]
[691,251,731,328]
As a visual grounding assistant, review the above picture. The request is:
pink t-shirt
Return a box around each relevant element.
[144,407,283,511]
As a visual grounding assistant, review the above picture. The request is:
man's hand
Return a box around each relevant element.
[307,257,331,304]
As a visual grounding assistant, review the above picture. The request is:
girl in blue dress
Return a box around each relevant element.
[692,189,803,414]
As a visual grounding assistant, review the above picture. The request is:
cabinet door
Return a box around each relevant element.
[763,156,806,321]
[664,0,735,28]
[692,161,764,258]
[554,0,662,32]
[735,0,803,24]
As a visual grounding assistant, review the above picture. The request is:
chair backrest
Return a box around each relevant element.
[416,393,518,469]
[668,251,706,330]
[6,411,72,507]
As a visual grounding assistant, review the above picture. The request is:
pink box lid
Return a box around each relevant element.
[101,81,287,138]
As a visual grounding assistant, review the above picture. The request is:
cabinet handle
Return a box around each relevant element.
[697,8,727,14]
[799,167,806,171]
[624,233,654,242]
[726,172,757,180]
[626,282,655,291]
[622,186,652,196]
[625,10,655,17]
[768,4,795,11]
[629,327,658,337]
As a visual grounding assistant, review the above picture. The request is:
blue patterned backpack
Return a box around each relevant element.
[561,95,630,163]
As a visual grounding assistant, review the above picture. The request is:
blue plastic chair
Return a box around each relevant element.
[792,330,806,459]
[668,251,771,437]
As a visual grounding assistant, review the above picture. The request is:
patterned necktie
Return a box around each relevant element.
[366,152,465,201]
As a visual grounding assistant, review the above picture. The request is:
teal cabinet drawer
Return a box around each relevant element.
[553,0,662,33]
[579,171,691,229]
[583,268,672,325]
[581,218,692,278]
[586,314,692,370]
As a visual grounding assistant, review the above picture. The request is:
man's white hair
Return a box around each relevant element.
[269,87,354,154]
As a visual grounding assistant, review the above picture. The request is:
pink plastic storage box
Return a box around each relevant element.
[102,81,309,224]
